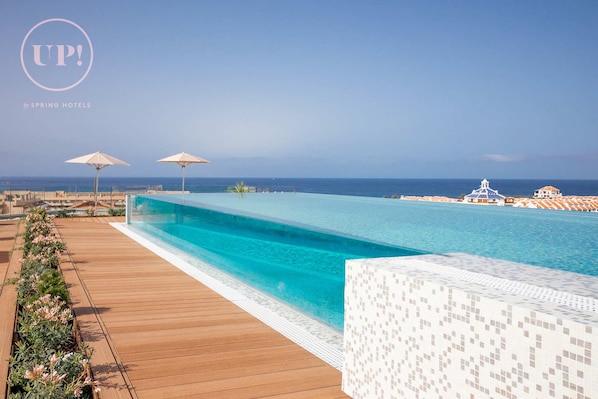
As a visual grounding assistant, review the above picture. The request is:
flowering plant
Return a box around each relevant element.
[22,209,64,267]
[7,208,99,398]
[17,294,74,352]
[9,348,100,398]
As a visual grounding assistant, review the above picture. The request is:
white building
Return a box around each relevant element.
[533,185,562,199]
[463,179,505,205]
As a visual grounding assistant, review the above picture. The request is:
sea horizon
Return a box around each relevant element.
[1,176,597,198]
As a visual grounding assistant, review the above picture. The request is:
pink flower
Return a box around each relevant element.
[49,353,59,367]
[24,364,46,380]
[51,371,67,384]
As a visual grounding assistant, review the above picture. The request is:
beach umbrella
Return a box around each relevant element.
[65,151,130,209]
[157,152,210,193]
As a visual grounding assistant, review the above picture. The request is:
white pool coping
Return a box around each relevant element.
[395,256,598,314]
[110,222,345,371]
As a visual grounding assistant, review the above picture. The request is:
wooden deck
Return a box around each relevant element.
[0,220,20,399]
[52,217,350,399]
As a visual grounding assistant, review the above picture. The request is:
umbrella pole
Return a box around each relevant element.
[94,167,100,212]
[181,165,186,194]
[181,165,185,203]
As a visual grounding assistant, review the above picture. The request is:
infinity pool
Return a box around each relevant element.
[128,193,598,331]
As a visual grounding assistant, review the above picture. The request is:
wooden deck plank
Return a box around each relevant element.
[127,344,318,375]
[56,223,135,399]
[53,217,349,399]
[129,356,332,388]
[0,221,20,399]
[136,365,342,399]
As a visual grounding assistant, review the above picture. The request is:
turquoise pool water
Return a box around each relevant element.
[129,193,598,330]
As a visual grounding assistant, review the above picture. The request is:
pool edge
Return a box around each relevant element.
[110,222,345,371]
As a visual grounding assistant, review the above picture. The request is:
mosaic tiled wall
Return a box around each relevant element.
[342,254,598,399]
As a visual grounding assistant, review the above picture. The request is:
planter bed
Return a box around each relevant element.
[2,210,99,398]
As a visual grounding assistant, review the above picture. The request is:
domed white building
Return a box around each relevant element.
[463,179,505,205]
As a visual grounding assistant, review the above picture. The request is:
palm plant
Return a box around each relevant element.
[227,181,252,196]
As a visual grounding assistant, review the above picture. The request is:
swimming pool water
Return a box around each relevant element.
[130,195,425,330]
[129,192,598,330]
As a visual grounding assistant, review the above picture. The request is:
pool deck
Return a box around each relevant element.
[0,220,20,399]
[52,217,349,398]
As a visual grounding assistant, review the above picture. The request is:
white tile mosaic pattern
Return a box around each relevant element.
[343,254,598,399]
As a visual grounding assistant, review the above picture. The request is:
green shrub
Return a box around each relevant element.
[108,207,125,216]
[17,294,74,352]
[7,207,98,398]
[37,269,70,303]
[8,346,96,398]
[54,209,70,218]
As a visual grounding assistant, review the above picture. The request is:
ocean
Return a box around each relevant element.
[1,177,597,198]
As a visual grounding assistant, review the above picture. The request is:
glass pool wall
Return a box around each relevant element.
[128,195,426,331]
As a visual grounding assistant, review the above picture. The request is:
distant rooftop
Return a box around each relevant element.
[464,179,505,201]
[537,185,560,192]
[534,185,562,199]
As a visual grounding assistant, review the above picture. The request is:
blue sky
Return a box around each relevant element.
[1,1,596,179]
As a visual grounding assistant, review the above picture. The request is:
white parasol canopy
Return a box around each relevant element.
[157,152,210,193]
[65,151,130,209]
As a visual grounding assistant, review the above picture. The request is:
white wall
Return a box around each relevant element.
[343,253,598,399]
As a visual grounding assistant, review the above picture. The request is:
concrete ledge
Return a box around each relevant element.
[342,253,598,399]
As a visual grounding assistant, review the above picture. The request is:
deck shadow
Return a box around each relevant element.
[73,306,112,317]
